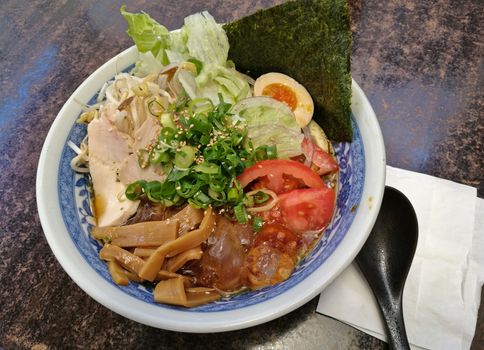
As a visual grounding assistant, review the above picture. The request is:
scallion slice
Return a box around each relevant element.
[234,203,248,224]
[252,216,264,232]
[174,146,197,169]
[253,191,270,204]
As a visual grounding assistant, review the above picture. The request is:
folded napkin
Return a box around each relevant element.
[317,166,484,350]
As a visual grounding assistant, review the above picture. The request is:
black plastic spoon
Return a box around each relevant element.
[356,186,418,350]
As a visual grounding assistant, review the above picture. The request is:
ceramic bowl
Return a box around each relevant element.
[36,46,385,332]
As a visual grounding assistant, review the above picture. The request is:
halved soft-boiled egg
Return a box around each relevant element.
[253,72,314,128]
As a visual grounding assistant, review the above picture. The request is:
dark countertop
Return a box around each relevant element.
[0,0,482,349]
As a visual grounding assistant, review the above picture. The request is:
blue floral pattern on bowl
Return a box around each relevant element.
[58,93,365,313]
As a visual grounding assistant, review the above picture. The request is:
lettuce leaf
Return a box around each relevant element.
[132,51,163,77]
[183,12,228,68]
[231,97,303,158]
[120,5,170,64]
[120,7,251,104]
[182,12,249,104]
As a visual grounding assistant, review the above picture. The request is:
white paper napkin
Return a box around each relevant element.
[317,166,484,350]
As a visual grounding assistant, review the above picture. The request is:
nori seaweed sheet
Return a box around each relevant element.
[223,0,352,141]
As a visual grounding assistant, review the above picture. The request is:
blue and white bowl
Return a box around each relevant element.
[37,46,385,332]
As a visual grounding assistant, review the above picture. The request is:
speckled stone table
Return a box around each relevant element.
[0,1,482,349]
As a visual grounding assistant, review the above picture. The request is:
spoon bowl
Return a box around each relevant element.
[356,186,418,350]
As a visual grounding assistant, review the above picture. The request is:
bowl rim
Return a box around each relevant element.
[36,45,386,333]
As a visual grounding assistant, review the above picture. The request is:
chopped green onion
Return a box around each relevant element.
[192,115,212,133]
[227,187,239,202]
[208,188,226,202]
[167,169,190,181]
[145,181,163,202]
[230,131,245,146]
[234,203,248,224]
[149,150,170,164]
[161,163,173,174]
[148,99,164,117]
[194,162,220,174]
[176,178,200,198]
[137,149,150,169]
[253,191,270,204]
[253,145,278,161]
[252,216,264,232]
[159,127,176,143]
[243,195,254,208]
[125,181,146,200]
[208,176,226,192]
[199,134,210,145]
[189,190,213,208]
[266,145,277,159]
[124,97,282,223]
[174,146,197,168]
[160,112,176,129]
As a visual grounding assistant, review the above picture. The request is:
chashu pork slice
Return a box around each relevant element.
[88,116,139,227]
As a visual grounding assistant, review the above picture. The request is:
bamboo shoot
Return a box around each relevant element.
[92,220,179,247]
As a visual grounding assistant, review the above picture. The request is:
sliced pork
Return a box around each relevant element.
[87,116,138,227]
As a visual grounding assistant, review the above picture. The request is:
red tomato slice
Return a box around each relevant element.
[237,159,324,194]
[301,138,338,175]
[252,174,305,193]
[278,187,335,232]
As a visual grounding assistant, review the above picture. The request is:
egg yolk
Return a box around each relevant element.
[261,83,298,111]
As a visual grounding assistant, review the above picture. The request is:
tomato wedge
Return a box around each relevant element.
[301,138,338,175]
[251,174,305,193]
[237,159,324,194]
[278,187,335,232]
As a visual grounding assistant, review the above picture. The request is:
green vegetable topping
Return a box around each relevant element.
[234,203,248,224]
[252,216,264,232]
[231,97,304,159]
[174,145,197,169]
[125,95,277,223]
[120,5,170,64]
[253,191,270,204]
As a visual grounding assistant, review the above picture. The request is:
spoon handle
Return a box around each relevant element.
[379,296,410,350]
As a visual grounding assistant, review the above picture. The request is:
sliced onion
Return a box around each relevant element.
[246,189,279,213]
